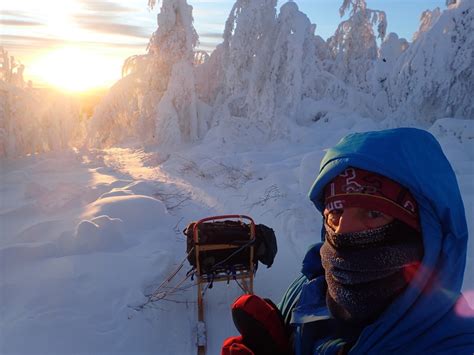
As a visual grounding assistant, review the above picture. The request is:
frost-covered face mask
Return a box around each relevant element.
[320,220,424,326]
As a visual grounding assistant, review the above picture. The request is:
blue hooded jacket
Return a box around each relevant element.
[280,128,474,354]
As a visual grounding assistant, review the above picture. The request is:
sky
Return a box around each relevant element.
[0,0,447,92]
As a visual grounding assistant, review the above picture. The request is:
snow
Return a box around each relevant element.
[386,0,474,124]
[1,0,473,354]
[1,116,473,354]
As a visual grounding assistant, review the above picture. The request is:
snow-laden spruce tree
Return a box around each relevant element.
[328,0,387,92]
[203,0,377,143]
[386,0,474,123]
[245,2,319,135]
[196,0,281,147]
[90,0,204,148]
[369,32,409,116]
[213,0,278,119]
[149,0,205,146]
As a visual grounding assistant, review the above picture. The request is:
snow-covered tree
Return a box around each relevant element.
[89,0,473,149]
[150,0,202,146]
[89,0,204,148]
[386,0,474,123]
[369,32,409,116]
[328,0,387,91]
[446,0,458,7]
[216,0,278,118]
[246,2,318,134]
[0,48,84,158]
[413,8,441,41]
[148,0,197,67]
[194,44,225,105]
[88,76,142,146]
[204,1,375,142]
[0,47,25,88]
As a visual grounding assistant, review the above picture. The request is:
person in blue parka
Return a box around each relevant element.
[279,127,474,354]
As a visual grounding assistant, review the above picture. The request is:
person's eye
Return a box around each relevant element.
[326,209,343,223]
[367,210,384,219]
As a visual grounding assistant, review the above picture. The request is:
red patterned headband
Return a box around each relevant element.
[324,167,420,231]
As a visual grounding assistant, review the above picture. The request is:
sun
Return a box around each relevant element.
[30,47,121,92]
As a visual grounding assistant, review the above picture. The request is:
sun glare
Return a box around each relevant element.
[30,47,121,92]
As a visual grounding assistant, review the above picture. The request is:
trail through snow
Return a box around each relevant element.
[1,118,473,354]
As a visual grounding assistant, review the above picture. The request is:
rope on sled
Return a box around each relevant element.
[208,239,256,272]
[142,238,255,307]
[143,248,197,305]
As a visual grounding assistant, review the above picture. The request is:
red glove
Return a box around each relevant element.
[221,336,254,355]
[221,294,290,355]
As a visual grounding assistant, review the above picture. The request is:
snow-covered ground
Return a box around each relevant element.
[1,116,473,354]
[1,0,473,353]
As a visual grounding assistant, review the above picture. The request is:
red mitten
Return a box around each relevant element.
[231,294,290,355]
[221,335,255,355]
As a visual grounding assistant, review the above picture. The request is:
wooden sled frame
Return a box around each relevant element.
[193,215,256,355]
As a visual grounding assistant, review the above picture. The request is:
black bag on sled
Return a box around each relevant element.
[183,220,277,273]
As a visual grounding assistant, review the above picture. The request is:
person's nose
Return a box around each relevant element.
[335,209,365,234]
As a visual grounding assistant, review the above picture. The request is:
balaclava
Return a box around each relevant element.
[320,167,424,326]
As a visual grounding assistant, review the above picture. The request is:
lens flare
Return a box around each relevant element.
[402,262,421,283]
[455,290,474,318]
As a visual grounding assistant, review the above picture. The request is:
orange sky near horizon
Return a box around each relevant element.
[1,0,228,92]
[1,0,446,93]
